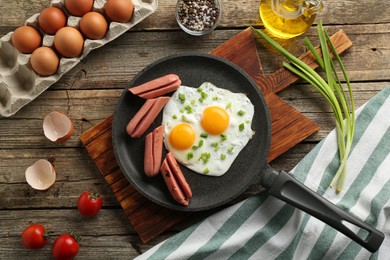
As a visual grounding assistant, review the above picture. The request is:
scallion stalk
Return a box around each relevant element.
[252,22,355,192]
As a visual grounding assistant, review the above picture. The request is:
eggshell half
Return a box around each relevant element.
[43,111,74,142]
[25,159,56,190]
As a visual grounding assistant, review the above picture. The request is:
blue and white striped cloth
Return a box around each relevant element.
[137,86,390,260]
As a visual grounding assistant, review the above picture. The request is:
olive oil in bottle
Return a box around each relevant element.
[259,0,323,39]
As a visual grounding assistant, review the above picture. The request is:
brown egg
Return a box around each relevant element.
[30,47,59,76]
[80,12,108,40]
[38,7,67,35]
[65,0,94,17]
[105,0,134,23]
[54,27,84,58]
[11,26,42,54]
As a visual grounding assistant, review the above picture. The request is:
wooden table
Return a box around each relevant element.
[1,0,389,258]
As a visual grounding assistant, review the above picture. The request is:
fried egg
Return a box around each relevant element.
[162,82,255,176]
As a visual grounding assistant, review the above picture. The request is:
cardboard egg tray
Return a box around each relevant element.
[0,0,157,117]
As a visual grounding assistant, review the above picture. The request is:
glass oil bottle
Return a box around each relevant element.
[259,0,323,39]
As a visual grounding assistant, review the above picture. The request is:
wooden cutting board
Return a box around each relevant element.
[80,28,352,243]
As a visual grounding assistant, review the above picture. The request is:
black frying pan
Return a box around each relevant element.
[112,53,384,252]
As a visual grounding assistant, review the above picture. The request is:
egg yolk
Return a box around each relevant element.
[201,106,230,135]
[169,123,196,150]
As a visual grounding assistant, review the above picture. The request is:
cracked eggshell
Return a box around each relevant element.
[25,159,56,190]
[43,111,74,142]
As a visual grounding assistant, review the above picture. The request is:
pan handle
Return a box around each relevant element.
[261,167,384,252]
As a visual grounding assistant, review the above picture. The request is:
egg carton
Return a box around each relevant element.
[0,0,158,117]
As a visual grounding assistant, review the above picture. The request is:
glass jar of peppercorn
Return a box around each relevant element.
[175,0,221,36]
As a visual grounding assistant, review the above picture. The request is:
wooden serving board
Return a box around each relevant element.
[80,28,352,243]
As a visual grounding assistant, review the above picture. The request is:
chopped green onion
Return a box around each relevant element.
[178,93,186,103]
[213,97,219,101]
[211,142,219,151]
[192,140,203,150]
[220,133,227,141]
[203,168,209,174]
[228,147,234,153]
[226,102,232,109]
[180,108,184,113]
[187,152,194,160]
[199,98,204,103]
[199,152,211,163]
[172,114,178,119]
[181,115,187,121]
[220,154,226,160]
[238,110,246,116]
[252,22,355,193]
[201,92,208,99]
[185,105,193,114]
[191,99,196,105]
[239,123,245,131]
[200,133,208,138]
[197,88,203,93]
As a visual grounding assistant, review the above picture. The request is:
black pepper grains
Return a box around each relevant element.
[177,0,220,32]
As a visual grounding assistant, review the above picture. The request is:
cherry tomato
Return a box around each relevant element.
[21,223,49,249]
[77,191,102,217]
[52,233,80,260]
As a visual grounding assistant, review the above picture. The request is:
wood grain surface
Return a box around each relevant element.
[1,0,389,258]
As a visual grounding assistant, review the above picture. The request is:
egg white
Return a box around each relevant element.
[162,82,255,176]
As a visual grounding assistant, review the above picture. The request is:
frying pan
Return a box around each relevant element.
[112,53,384,252]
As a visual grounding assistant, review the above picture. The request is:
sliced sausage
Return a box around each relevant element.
[144,132,154,177]
[161,158,189,206]
[166,152,192,198]
[152,125,164,176]
[126,97,170,138]
[144,125,164,177]
[160,151,192,206]
[126,98,155,136]
[130,96,170,138]
[129,74,181,99]
[139,79,182,99]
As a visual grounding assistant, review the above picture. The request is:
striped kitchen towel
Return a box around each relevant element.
[136,86,390,260]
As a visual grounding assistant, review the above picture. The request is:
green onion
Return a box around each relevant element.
[187,152,194,160]
[199,152,211,163]
[203,168,209,174]
[201,92,208,99]
[192,140,203,150]
[172,114,177,119]
[239,123,245,131]
[252,22,355,192]
[220,154,226,160]
[220,133,227,141]
[228,146,234,153]
[191,99,196,105]
[184,105,193,114]
[226,102,232,109]
[211,142,219,151]
[199,98,204,103]
[197,88,203,93]
[178,93,186,103]
[200,133,208,138]
[213,97,219,101]
[238,110,246,116]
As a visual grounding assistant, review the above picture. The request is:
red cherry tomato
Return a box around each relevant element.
[21,223,49,249]
[77,191,103,217]
[52,233,80,260]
